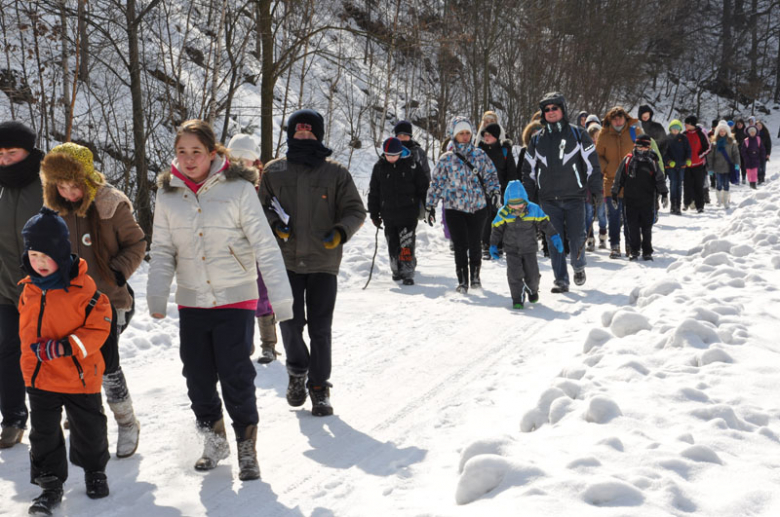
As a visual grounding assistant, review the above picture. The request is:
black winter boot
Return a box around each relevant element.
[470,264,481,289]
[309,385,333,417]
[29,476,63,515]
[286,373,307,407]
[85,471,109,499]
[456,268,468,294]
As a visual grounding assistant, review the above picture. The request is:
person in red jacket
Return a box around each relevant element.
[18,207,112,515]
[683,115,711,213]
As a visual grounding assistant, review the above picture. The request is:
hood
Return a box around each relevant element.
[638,105,654,120]
[503,180,529,205]
[668,119,684,132]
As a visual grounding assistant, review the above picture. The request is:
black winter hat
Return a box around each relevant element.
[638,105,654,120]
[22,207,72,284]
[393,120,413,137]
[481,123,502,141]
[635,134,653,147]
[0,120,36,152]
[287,109,325,142]
[684,115,698,126]
[539,92,568,119]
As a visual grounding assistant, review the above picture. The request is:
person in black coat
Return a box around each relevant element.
[478,123,518,258]
[612,134,669,260]
[638,105,667,155]
[756,120,772,184]
[662,120,691,215]
[368,137,429,285]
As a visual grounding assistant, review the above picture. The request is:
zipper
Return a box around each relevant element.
[228,246,248,272]
[71,357,86,388]
[30,290,47,389]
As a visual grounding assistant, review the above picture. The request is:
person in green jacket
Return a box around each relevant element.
[0,121,43,448]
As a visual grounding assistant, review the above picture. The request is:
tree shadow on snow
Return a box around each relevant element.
[295,413,427,477]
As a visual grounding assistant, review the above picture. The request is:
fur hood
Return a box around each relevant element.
[157,158,259,192]
[40,150,106,218]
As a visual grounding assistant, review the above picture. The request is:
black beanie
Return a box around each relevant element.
[22,207,72,284]
[481,123,502,141]
[684,115,698,126]
[635,134,653,147]
[287,109,325,142]
[393,120,413,137]
[0,120,36,152]
[638,105,653,120]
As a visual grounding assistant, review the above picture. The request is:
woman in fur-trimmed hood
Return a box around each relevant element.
[39,141,147,459]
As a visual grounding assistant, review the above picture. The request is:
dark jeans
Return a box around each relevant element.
[280,271,337,387]
[27,388,109,483]
[445,208,487,274]
[684,165,707,210]
[623,202,655,256]
[179,308,257,437]
[540,199,587,286]
[715,173,730,191]
[0,304,28,429]
[586,200,607,237]
[384,221,418,280]
[667,168,684,207]
[605,197,629,248]
[759,160,766,183]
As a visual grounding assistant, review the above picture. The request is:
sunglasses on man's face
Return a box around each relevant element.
[543,106,561,113]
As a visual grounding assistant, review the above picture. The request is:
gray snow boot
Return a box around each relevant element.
[257,314,279,364]
[103,368,139,458]
[237,425,261,481]
[195,418,230,471]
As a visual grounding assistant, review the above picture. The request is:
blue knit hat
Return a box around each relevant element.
[22,207,73,285]
[382,137,410,158]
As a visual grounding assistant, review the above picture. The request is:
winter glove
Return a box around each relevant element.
[323,228,345,249]
[661,194,669,209]
[273,221,291,242]
[489,245,500,261]
[490,192,501,210]
[611,193,619,210]
[685,159,692,167]
[708,170,714,176]
[112,268,126,287]
[425,206,436,227]
[371,216,383,228]
[734,164,740,172]
[30,338,72,362]
[550,234,564,254]
[668,160,676,168]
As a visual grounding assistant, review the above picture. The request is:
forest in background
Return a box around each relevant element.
[1,0,779,236]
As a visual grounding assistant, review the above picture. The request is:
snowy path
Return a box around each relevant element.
[2,166,780,516]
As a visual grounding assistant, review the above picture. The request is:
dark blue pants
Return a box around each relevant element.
[179,308,257,436]
[540,199,587,286]
[27,388,108,483]
[280,271,337,387]
[605,196,629,248]
[0,304,28,429]
[667,168,684,207]
[716,173,730,191]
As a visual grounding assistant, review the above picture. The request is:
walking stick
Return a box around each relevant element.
[363,226,380,290]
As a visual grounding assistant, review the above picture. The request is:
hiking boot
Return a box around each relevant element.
[573,269,586,286]
[551,283,569,294]
[609,247,621,259]
[194,419,230,471]
[598,233,607,249]
[309,385,333,417]
[513,302,524,309]
[85,471,109,499]
[528,292,539,303]
[697,208,704,213]
[402,278,414,286]
[257,314,279,364]
[629,254,639,261]
[642,254,653,261]
[586,237,595,252]
[0,425,24,448]
[237,425,260,481]
[29,476,63,516]
[286,373,307,407]
[456,268,468,294]
[750,182,757,189]
[470,265,481,289]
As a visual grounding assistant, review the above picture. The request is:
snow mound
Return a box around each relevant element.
[583,396,622,424]
[455,457,545,505]
[583,328,612,353]
[696,348,734,366]
[680,445,722,464]
[548,397,574,424]
[458,436,514,473]
[689,405,754,431]
[666,319,720,349]
[701,239,734,257]
[610,311,652,337]
[582,480,645,507]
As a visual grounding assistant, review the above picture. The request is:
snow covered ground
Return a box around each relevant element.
[2,160,780,516]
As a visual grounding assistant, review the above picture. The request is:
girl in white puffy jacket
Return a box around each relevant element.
[147,119,293,480]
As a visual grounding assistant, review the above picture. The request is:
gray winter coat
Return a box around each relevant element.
[707,138,740,175]
[259,157,367,275]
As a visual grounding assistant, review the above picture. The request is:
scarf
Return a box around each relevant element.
[0,148,43,189]
[613,124,625,133]
[286,139,333,168]
[716,137,727,151]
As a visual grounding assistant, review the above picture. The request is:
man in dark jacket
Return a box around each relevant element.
[638,105,667,155]
[521,92,603,293]
[368,137,428,285]
[393,120,431,183]
[260,109,367,417]
[0,121,43,448]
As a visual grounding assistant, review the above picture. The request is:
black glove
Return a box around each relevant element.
[112,268,126,287]
[425,206,436,227]
[611,193,619,210]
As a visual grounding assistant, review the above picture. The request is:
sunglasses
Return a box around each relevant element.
[543,106,561,113]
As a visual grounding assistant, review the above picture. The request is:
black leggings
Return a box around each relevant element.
[444,208,487,273]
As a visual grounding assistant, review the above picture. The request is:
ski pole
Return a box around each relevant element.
[363,226,380,290]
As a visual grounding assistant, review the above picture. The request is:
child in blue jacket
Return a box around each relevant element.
[489,181,563,308]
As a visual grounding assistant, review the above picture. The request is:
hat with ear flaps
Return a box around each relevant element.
[40,142,106,218]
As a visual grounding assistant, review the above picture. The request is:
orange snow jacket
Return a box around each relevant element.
[18,258,111,394]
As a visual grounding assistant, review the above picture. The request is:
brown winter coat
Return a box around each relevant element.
[596,116,644,197]
[40,154,146,311]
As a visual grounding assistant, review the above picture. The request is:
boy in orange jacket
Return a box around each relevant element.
[18,207,112,515]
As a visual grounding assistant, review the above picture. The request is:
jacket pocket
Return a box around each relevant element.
[228,245,248,272]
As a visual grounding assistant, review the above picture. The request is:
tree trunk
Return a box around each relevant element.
[78,0,89,82]
[126,0,152,239]
[748,0,758,85]
[207,0,228,125]
[715,0,733,95]
[259,0,275,163]
[58,0,69,127]
[775,34,780,102]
